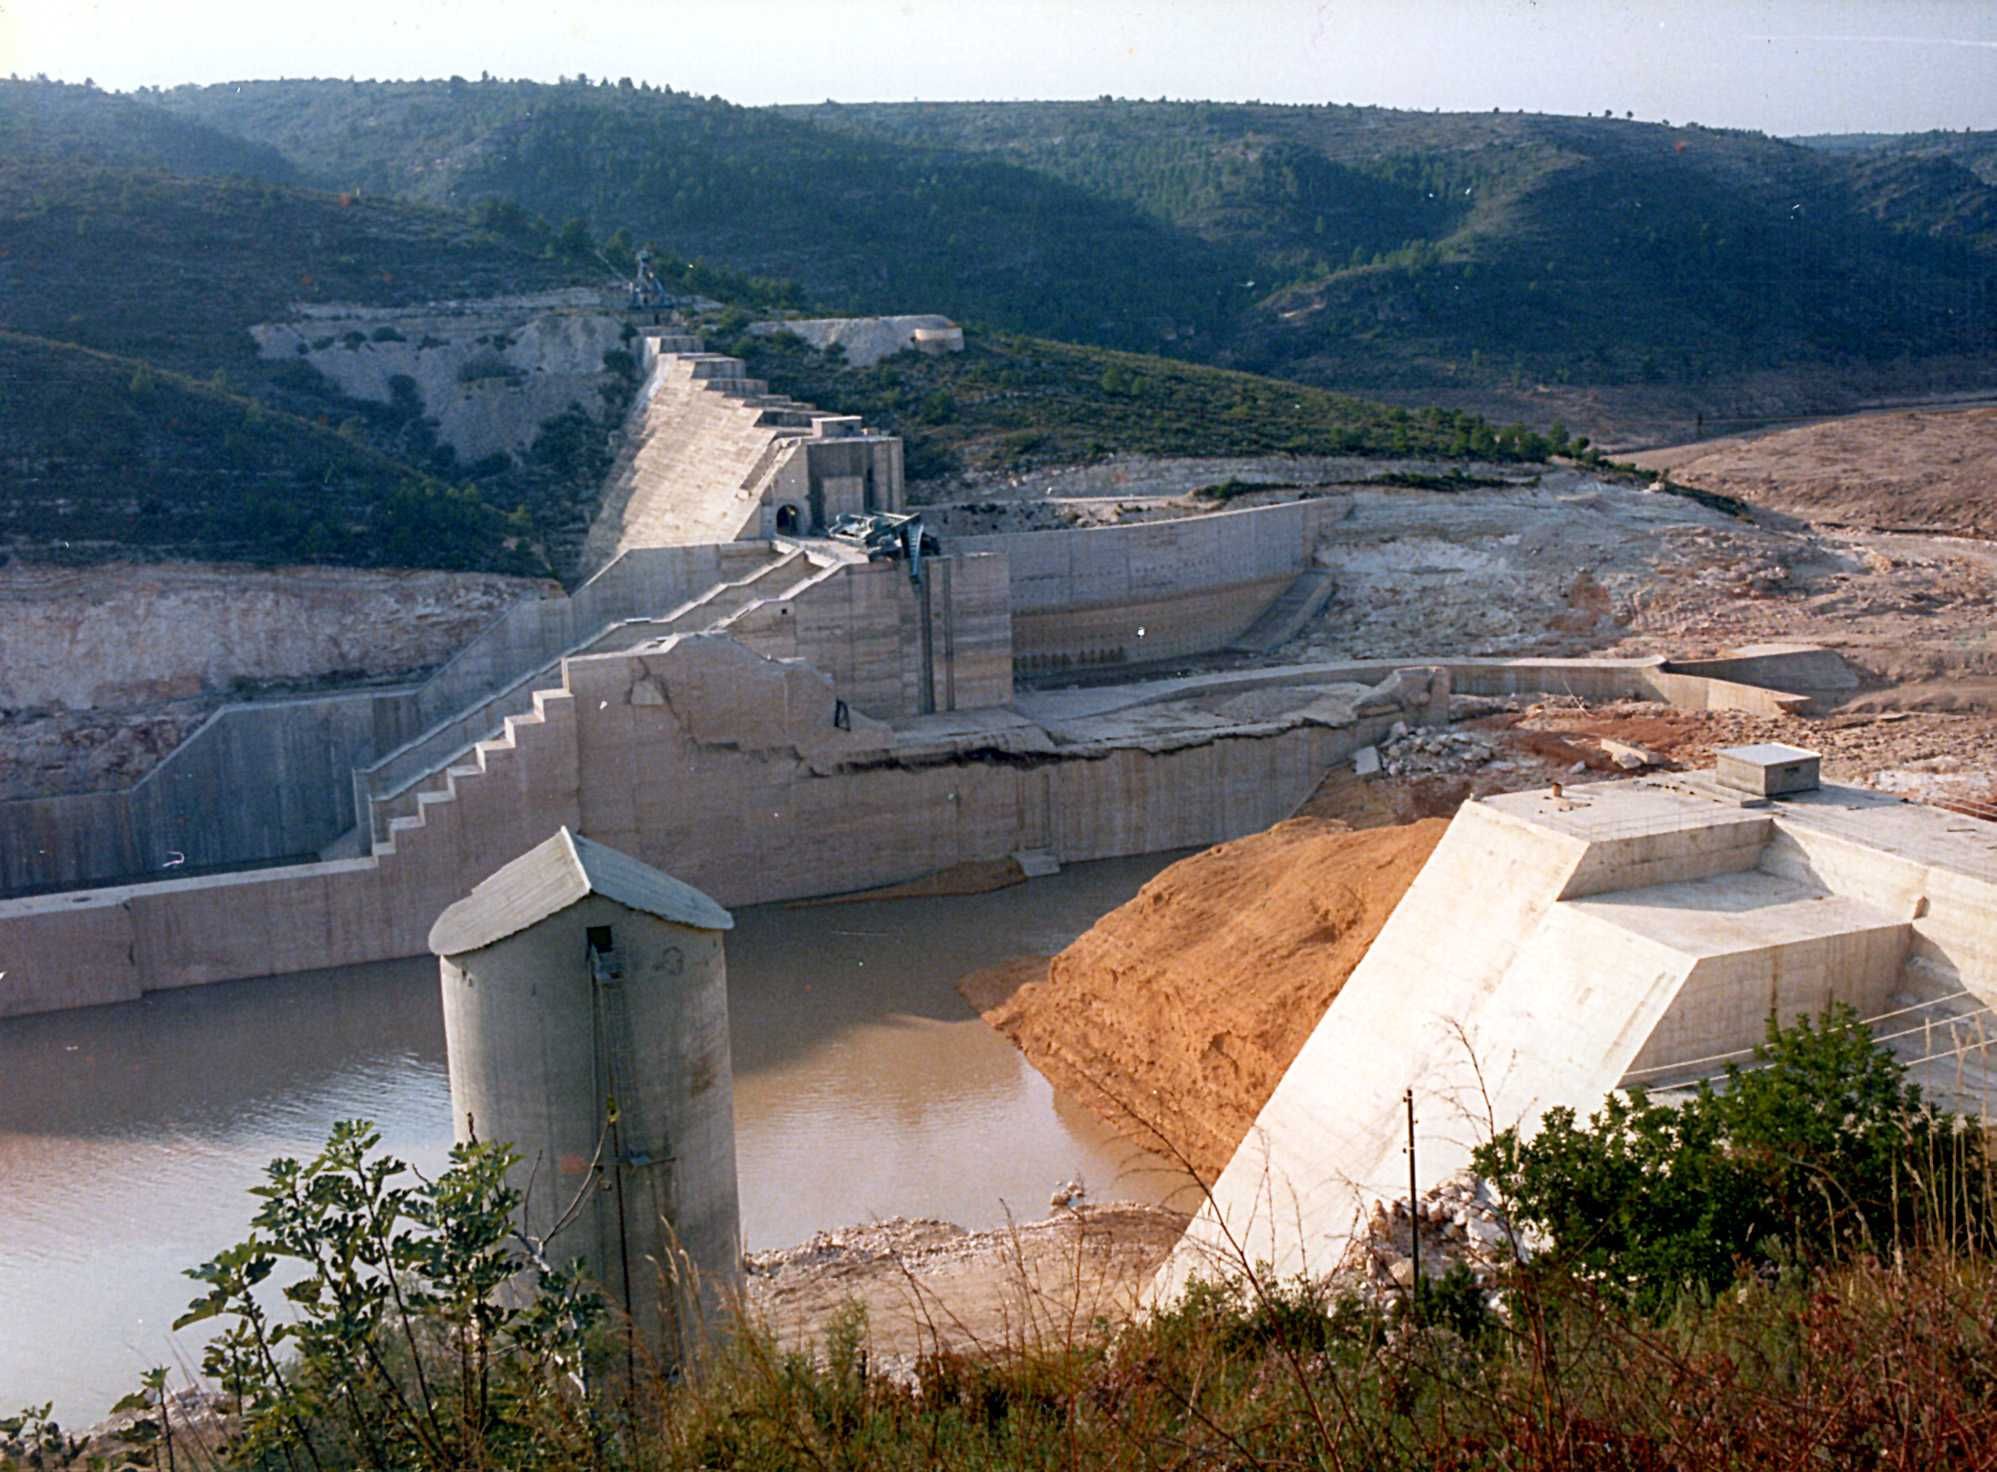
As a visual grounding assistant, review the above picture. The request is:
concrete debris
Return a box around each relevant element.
[1352,744,1382,777]
[1377,727,1497,778]
[1597,737,1659,771]
[1332,1172,1533,1308]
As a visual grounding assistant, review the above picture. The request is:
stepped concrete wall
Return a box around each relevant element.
[1150,778,1997,1303]
[358,545,798,827]
[0,544,772,896]
[584,341,906,569]
[0,641,1423,1019]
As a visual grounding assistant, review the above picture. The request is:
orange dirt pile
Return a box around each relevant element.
[962,817,1447,1182]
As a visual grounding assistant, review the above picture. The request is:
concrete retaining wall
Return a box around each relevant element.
[1444,657,1813,717]
[727,553,1013,716]
[0,639,1403,1018]
[0,688,423,892]
[957,498,1347,670]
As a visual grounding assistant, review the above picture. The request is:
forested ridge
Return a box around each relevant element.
[3,73,1993,571]
[144,80,1997,392]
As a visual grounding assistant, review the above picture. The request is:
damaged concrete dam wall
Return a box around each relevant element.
[0,638,1444,1018]
[0,547,1012,896]
[0,494,1344,895]
[956,497,1351,673]
[0,544,771,893]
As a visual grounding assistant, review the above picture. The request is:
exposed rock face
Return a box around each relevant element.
[252,291,631,463]
[748,314,963,368]
[0,560,551,797]
[0,561,551,712]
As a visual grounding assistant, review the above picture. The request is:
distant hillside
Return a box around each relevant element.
[789,102,1996,392]
[153,79,1249,354]
[0,155,585,375]
[0,148,637,576]
[0,332,541,573]
[721,329,1559,483]
[0,79,299,180]
[144,81,1997,403]
[6,76,1992,576]
[1859,130,1997,186]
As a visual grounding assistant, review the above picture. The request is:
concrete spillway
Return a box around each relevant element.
[1149,775,1997,1302]
[582,342,903,570]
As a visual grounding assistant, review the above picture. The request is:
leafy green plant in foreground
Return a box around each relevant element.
[21,1009,1995,1469]
[168,1120,603,1471]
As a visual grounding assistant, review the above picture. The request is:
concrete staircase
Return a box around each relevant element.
[373,685,576,866]
[361,545,830,844]
[1230,569,1337,654]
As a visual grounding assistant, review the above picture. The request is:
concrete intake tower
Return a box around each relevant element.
[429,827,741,1368]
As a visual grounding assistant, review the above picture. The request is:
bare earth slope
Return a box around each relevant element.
[1634,406,1997,538]
[964,818,1447,1182]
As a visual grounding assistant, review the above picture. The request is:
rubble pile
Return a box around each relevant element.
[1359,721,1502,779]
[1334,1172,1530,1306]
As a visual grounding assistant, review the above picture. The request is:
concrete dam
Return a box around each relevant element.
[0,325,1870,1019]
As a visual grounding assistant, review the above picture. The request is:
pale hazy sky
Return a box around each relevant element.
[4,0,1994,136]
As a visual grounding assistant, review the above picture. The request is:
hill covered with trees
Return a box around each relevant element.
[0,332,540,572]
[722,327,1561,482]
[145,81,1997,403]
[5,75,1992,570]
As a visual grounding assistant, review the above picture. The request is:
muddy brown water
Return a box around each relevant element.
[0,855,1194,1422]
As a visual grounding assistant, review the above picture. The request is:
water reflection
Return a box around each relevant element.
[0,854,1189,1420]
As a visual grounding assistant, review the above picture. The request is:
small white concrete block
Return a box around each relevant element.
[1353,745,1382,778]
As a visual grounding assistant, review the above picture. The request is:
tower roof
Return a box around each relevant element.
[428,827,733,958]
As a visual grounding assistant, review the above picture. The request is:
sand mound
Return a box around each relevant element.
[963,817,1446,1181]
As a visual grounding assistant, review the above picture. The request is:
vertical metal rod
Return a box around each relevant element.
[1406,1087,1421,1319]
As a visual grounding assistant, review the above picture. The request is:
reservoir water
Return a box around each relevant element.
[0,854,1192,1421]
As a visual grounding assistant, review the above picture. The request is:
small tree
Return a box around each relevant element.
[161,1121,605,1469]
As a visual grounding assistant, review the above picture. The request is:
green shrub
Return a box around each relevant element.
[1473,1004,1990,1311]
[154,1120,604,1472]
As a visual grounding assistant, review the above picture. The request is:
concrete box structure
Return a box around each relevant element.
[1716,743,1822,798]
[1150,774,1997,1303]
[431,829,741,1365]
